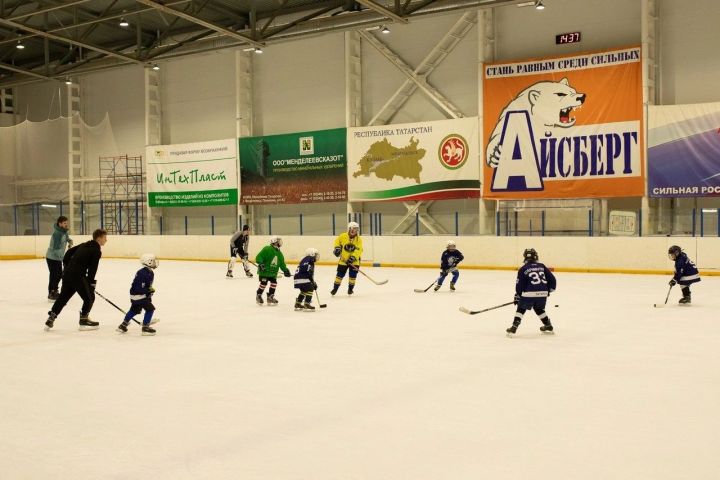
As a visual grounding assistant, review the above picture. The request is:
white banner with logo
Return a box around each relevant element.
[347,117,480,202]
[147,139,238,207]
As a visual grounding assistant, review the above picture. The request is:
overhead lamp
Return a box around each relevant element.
[119,18,130,28]
[41,204,57,208]
[254,47,263,54]
[380,25,390,34]
[16,41,25,50]
[535,0,545,10]
[152,64,160,71]
[64,78,72,85]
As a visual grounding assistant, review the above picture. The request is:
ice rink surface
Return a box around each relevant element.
[2,258,720,480]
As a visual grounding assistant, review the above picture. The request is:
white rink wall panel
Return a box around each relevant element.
[3,235,719,273]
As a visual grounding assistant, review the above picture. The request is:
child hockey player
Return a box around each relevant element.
[668,245,700,304]
[331,221,363,296]
[255,236,292,305]
[117,253,159,336]
[434,239,464,291]
[45,215,73,300]
[294,248,319,311]
[507,248,557,336]
[226,224,252,278]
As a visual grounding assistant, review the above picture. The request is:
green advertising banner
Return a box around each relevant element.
[239,128,347,204]
[147,139,238,207]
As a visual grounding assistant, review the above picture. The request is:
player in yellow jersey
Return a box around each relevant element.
[330,221,363,296]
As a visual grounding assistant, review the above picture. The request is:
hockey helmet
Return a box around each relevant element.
[348,221,359,236]
[523,248,539,263]
[305,247,320,261]
[140,253,159,269]
[446,239,457,249]
[270,235,282,247]
[668,245,681,259]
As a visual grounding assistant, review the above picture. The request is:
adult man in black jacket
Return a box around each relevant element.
[45,229,107,331]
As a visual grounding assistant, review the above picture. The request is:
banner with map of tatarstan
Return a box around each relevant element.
[347,117,479,201]
[147,139,238,207]
[648,102,720,197]
[239,128,346,204]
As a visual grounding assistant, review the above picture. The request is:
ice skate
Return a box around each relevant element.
[540,324,554,334]
[302,303,315,311]
[294,301,304,311]
[226,270,233,278]
[256,293,264,305]
[449,282,456,291]
[348,285,354,296]
[45,311,57,331]
[330,285,338,296]
[266,294,278,306]
[78,313,99,331]
[433,284,441,292]
[245,269,253,278]
[141,325,156,336]
[506,325,517,337]
[117,322,129,333]
[679,296,691,305]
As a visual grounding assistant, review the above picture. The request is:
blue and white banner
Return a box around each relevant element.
[648,102,720,197]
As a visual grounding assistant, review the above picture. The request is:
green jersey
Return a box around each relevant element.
[255,245,290,278]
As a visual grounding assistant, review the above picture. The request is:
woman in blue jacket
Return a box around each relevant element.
[45,216,73,300]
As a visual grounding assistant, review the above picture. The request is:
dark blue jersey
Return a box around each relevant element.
[441,249,464,270]
[673,252,700,284]
[130,267,155,300]
[516,261,556,298]
[293,255,315,287]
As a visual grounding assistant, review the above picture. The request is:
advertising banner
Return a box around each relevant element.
[347,117,480,202]
[648,102,720,197]
[147,139,238,207]
[239,128,346,204]
[482,46,644,199]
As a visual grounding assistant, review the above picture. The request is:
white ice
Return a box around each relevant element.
[2,258,719,480]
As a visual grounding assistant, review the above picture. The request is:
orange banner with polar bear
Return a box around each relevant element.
[482,46,644,199]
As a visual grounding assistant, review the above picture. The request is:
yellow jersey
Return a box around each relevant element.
[333,232,363,266]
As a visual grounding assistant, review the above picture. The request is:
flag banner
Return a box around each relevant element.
[347,117,480,202]
[482,46,644,199]
[648,102,720,197]
[147,139,238,207]
[239,128,347,204]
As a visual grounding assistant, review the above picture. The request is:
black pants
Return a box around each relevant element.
[51,276,95,316]
[46,258,63,292]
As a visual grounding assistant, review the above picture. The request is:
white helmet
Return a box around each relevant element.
[270,235,282,247]
[348,221,359,231]
[446,239,456,249]
[140,253,159,269]
[305,247,319,260]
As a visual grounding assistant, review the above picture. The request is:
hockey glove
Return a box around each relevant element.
[347,256,357,265]
[67,239,74,248]
[89,282,97,291]
[258,263,265,272]
[231,247,239,257]
[513,294,520,305]
[242,254,249,261]
[669,279,677,287]
[312,281,318,290]
[283,269,292,278]
[333,246,342,257]
[149,286,156,295]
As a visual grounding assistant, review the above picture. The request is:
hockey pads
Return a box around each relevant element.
[513,294,520,305]
[333,246,342,257]
[343,244,356,253]
[669,279,677,287]
[347,256,357,265]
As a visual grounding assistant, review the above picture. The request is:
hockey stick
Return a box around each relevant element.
[314,289,327,308]
[459,301,515,315]
[349,264,388,285]
[96,291,141,325]
[653,284,674,308]
[414,281,436,293]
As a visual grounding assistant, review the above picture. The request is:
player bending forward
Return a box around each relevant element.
[434,239,464,291]
[331,221,363,296]
[255,236,291,305]
[294,248,319,311]
[117,253,159,336]
[507,248,557,336]
[668,245,700,304]
[227,224,252,278]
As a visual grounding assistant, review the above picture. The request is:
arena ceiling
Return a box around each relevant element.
[0,0,529,87]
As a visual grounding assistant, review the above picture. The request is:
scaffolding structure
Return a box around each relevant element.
[99,155,145,235]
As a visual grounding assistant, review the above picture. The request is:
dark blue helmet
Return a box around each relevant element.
[523,248,539,263]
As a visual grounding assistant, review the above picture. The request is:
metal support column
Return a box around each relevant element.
[345,30,362,222]
[144,68,162,234]
[641,0,658,234]
[478,8,496,235]
[66,82,83,234]
[236,50,254,233]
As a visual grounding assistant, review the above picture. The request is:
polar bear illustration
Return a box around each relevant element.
[486,77,586,167]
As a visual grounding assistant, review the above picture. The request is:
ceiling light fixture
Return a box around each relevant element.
[152,64,160,71]
[16,41,24,50]
[64,78,72,85]
[381,25,390,34]
[535,0,545,10]
[254,47,263,54]
[119,18,130,27]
